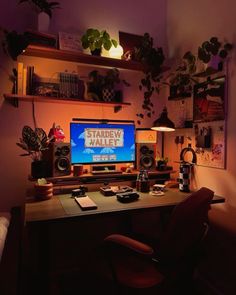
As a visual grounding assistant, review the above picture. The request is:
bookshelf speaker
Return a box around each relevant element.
[136,143,157,171]
[42,142,71,177]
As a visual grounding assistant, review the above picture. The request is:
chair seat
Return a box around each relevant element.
[114,254,164,288]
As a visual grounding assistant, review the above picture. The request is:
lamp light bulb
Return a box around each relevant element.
[109,44,124,59]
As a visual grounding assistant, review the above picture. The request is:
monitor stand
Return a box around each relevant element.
[91,164,122,175]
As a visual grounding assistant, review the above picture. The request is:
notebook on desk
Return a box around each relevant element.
[74,196,97,210]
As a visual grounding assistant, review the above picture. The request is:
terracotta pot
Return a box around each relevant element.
[34,182,53,200]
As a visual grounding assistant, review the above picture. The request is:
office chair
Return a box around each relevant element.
[104,187,214,294]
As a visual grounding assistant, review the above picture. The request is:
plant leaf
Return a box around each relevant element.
[111,39,118,47]
[103,39,112,51]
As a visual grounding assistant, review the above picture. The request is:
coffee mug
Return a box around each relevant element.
[73,165,83,176]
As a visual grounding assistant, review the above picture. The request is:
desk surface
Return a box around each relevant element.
[25,189,225,223]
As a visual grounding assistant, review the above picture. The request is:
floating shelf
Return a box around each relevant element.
[22,45,144,71]
[4,94,131,112]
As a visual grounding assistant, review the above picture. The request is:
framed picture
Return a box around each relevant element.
[119,31,143,60]
[193,76,226,122]
[168,84,192,100]
[193,121,226,169]
[58,32,82,52]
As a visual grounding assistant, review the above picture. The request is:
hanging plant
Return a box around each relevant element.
[197,36,233,72]
[168,51,198,99]
[166,37,233,100]
[0,27,29,60]
[132,33,165,124]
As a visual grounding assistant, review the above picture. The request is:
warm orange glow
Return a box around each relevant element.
[151,126,175,132]
[109,45,124,59]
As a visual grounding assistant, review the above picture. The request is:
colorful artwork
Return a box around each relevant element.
[194,121,225,169]
[193,76,226,122]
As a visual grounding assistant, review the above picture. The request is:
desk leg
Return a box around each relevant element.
[24,222,51,295]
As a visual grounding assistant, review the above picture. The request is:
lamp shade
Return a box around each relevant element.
[151,107,175,132]
[109,44,124,59]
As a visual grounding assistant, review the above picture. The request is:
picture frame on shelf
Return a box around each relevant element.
[119,31,143,60]
[168,84,192,101]
[58,32,82,52]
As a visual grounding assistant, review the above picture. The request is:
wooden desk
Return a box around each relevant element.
[25,188,225,223]
[23,189,225,294]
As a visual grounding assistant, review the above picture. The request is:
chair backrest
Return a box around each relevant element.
[159,187,214,263]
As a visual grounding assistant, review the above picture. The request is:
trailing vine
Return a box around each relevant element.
[132,33,165,124]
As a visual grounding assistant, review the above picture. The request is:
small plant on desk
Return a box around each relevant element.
[16,125,53,178]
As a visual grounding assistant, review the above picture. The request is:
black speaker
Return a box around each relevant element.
[136,143,157,171]
[42,142,71,177]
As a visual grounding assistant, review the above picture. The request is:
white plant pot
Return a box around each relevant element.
[38,12,50,32]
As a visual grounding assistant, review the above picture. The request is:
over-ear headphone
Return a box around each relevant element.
[180,144,197,164]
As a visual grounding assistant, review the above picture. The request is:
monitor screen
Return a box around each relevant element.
[70,122,136,164]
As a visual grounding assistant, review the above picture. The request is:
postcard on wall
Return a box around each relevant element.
[58,32,82,52]
[193,121,226,169]
[193,76,226,122]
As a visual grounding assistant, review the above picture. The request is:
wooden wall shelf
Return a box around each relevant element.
[22,45,144,71]
[4,94,131,112]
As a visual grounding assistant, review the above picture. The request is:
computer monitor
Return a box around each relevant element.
[70,122,136,165]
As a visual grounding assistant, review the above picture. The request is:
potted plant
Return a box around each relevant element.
[168,51,197,99]
[18,0,61,32]
[16,125,52,178]
[81,28,118,56]
[102,68,130,101]
[156,157,169,171]
[18,0,60,18]
[87,68,130,101]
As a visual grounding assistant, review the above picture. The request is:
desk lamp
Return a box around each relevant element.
[151,107,175,158]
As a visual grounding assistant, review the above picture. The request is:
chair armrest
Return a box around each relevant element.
[104,234,154,255]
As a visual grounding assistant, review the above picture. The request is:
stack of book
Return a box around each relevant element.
[58,72,85,99]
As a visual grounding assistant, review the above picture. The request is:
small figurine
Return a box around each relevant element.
[48,123,65,142]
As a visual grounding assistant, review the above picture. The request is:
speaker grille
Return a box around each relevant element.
[136,143,157,171]
[42,142,71,177]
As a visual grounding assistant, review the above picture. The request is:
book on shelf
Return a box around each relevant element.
[26,66,35,95]
[17,62,23,95]
[22,68,27,95]
[58,72,84,99]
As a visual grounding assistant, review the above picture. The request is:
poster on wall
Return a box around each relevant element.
[193,121,226,169]
[193,75,226,122]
